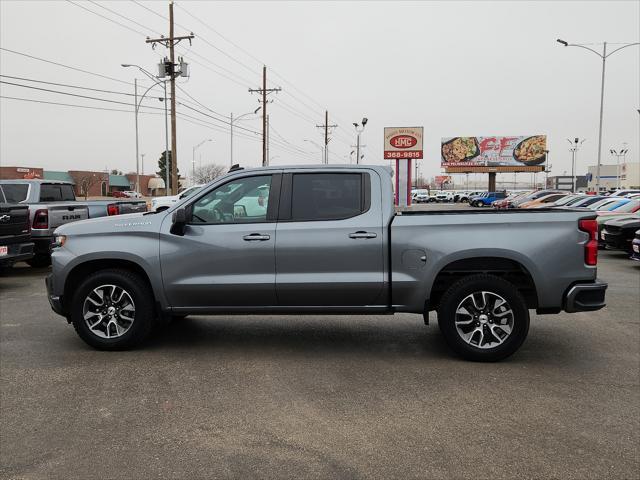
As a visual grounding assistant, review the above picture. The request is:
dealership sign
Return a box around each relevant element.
[441,135,547,167]
[384,127,424,159]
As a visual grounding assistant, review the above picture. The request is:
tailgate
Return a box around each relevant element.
[116,201,147,214]
[46,203,89,228]
[0,204,30,238]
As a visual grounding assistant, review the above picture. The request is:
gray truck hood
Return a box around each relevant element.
[54,212,164,236]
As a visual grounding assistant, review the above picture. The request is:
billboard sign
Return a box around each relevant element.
[441,135,547,168]
[384,127,424,159]
[434,175,452,186]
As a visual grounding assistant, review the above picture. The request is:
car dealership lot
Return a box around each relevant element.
[1,251,638,479]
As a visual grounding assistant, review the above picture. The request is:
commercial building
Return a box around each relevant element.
[586,162,640,192]
[0,166,167,197]
[546,175,588,192]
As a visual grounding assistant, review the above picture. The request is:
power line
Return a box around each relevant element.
[0,74,138,97]
[88,0,163,37]
[0,47,133,86]
[65,0,147,37]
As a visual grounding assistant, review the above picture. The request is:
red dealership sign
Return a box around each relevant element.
[384,127,423,159]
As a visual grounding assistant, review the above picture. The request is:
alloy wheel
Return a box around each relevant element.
[454,291,514,349]
[82,284,136,339]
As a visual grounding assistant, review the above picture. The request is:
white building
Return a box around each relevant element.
[587,162,640,192]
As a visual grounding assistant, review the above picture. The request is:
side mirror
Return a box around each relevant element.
[170,207,187,236]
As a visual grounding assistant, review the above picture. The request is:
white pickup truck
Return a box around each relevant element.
[151,184,203,212]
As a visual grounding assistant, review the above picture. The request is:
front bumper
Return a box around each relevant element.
[0,241,34,266]
[564,280,608,313]
[45,274,65,316]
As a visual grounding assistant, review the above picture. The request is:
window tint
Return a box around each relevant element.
[0,184,29,203]
[291,173,363,221]
[191,175,271,224]
[542,194,564,203]
[39,184,75,202]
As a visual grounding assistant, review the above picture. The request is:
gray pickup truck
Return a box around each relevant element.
[0,179,146,266]
[46,165,607,361]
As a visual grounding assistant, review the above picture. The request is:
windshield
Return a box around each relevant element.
[554,195,580,206]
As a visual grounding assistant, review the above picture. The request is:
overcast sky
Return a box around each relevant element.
[1,0,638,184]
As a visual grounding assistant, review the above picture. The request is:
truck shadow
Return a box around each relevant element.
[145,315,586,364]
[147,315,453,359]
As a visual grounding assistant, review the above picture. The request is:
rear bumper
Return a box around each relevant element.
[564,280,607,313]
[0,241,35,266]
[45,274,65,316]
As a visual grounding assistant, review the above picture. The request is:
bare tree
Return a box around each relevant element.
[78,173,102,199]
[192,163,226,184]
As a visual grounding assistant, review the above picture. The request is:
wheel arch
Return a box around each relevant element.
[62,258,162,316]
[428,254,539,311]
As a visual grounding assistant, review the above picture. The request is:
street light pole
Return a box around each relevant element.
[610,148,628,190]
[353,117,368,165]
[122,64,170,193]
[192,139,212,184]
[134,78,140,194]
[230,107,261,167]
[568,138,585,193]
[557,38,639,193]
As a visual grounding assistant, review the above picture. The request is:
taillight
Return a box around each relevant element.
[107,204,119,216]
[32,209,48,229]
[579,219,598,266]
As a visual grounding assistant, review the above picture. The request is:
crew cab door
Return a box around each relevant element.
[275,171,385,306]
[159,173,280,308]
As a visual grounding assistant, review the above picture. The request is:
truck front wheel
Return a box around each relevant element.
[436,274,529,361]
[70,269,155,350]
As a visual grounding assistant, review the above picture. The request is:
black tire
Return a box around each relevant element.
[70,269,155,350]
[26,254,51,268]
[436,274,529,362]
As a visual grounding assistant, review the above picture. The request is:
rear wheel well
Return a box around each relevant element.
[429,257,537,310]
[63,259,154,316]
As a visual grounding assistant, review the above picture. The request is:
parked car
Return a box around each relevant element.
[151,184,204,211]
[47,165,606,361]
[510,190,564,208]
[630,230,640,261]
[458,191,484,203]
[601,216,640,253]
[0,202,34,268]
[414,193,430,203]
[519,192,570,209]
[0,180,146,267]
[493,191,533,209]
[609,189,640,197]
[122,191,143,198]
[470,191,507,207]
[434,191,455,202]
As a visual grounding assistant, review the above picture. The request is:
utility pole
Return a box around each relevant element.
[266,114,270,166]
[316,110,337,164]
[146,1,194,194]
[249,66,281,166]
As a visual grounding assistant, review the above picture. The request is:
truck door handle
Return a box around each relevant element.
[243,233,271,241]
[348,231,377,239]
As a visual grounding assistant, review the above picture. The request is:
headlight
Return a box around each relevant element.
[54,235,67,248]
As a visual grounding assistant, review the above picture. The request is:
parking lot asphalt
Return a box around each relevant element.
[1,247,639,479]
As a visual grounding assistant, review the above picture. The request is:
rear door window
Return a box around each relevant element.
[39,184,76,202]
[0,184,29,203]
[288,173,367,221]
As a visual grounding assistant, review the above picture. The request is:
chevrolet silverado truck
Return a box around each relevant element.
[46,165,607,361]
[0,202,34,268]
[0,179,146,267]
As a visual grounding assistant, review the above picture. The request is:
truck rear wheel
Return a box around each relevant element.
[70,269,155,350]
[436,274,529,361]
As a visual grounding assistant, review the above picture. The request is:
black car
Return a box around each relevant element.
[0,203,34,268]
[601,217,640,253]
[630,230,640,261]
